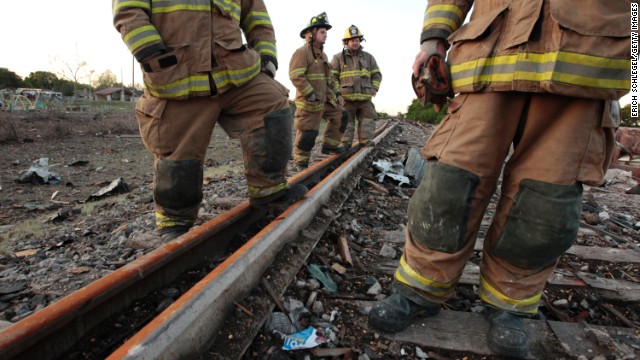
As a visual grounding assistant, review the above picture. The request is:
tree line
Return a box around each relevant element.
[0,67,137,97]
[3,66,635,127]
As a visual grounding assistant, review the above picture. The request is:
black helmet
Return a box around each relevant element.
[299,12,332,38]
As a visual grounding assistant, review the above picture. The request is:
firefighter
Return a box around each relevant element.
[113,0,307,245]
[368,1,631,358]
[289,12,349,170]
[330,25,382,148]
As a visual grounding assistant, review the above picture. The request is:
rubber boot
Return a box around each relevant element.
[250,184,308,211]
[321,144,346,155]
[157,225,190,242]
[125,225,190,249]
[368,292,440,333]
[485,305,530,358]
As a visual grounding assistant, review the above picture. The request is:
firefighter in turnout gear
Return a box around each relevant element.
[113,0,306,245]
[330,25,382,148]
[289,12,349,170]
[368,1,631,358]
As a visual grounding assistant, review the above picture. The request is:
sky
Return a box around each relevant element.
[0,0,424,116]
[0,1,631,114]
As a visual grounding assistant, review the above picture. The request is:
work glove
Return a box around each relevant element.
[262,60,277,78]
[411,39,453,113]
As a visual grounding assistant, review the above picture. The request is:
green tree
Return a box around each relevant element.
[0,67,25,88]
[620,103,638,127]
[24,71,59,90]
[405,98,448,124]
[377,111,389,119]
[94,70,121,90]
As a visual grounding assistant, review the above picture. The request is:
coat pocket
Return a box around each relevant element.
[447,4,508,46]
[550,0,630,37]
[142,44,191,99]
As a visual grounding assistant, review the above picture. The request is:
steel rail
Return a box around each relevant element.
[0,121,392,360]
[109,123,395,359]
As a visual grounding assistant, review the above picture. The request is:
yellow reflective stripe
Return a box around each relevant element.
[212,60,261,88]
[156,212,195,228]
[300,84,314,96]
[371,80,381,88]
[254,41,276,58]
[425,4,464,20]
[294,154,310,163]
[479,276,540,314]
[323,137,342,147]
[424,4,464,31]
[451,51,631,91]
[343,94,372,101]
[248,182,287,198]
[424,17,460,31]
[243,10,272,33]
[289,68,307,77]
[339,70,370,78]
[152,0,211,14]
[394,256,457,297]
[306,74,327,81]
[331,69,340,76]
[212,0,240,20]
[294,100,324,112]
[146,74,210,98]
[124,25,161,53]
[113,0,151,13]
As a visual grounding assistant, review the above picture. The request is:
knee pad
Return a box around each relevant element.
[155,159,203,210]
[297,130,319,152]
[340,110,349,133]
[408,162,479,253]
[261,108,293,172]
[493,179,583,269]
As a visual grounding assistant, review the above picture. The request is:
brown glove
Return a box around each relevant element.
[411,53,453,113]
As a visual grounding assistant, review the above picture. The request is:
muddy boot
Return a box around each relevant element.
[250,184,308,211]
[321,144,346,155]
[157,225,190,242]
[368,292,440,333]
[294,162,309,172]
[125,225,190,249]
[485,306,530,358]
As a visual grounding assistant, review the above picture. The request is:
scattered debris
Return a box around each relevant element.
[372,159,411,186]
[15,157,61,184]
[85,178,130,202]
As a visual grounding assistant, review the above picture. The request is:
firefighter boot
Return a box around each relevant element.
[125,225,190,249]
[321,144,346,155]
[485,305,530,358]
[250,184,308,211]
[368,292,440,332]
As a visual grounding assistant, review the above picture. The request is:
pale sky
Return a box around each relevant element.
[0,1,631,113]
[0,0,425,115]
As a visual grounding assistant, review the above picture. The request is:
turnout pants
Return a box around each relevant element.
[293,102,345,166]
[396,92,615,314]
[135,73,291,228]
[341,100,377,146]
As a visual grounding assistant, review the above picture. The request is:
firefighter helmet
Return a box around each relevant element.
[343,25,365,42]
[299,12,332,38]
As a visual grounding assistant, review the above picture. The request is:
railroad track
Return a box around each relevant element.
[0,122,395,360]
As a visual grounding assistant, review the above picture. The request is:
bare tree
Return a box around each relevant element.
[50,46,94,99]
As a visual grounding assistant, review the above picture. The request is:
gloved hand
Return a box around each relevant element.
[262,60,277,78]
[411,39,452,113]
[306,93,317,102]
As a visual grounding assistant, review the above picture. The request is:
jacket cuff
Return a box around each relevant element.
[135,43,166,63]
[261,54,278,70]
[420,29,451,44]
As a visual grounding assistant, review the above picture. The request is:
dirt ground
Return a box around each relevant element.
[0,110,639,359]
